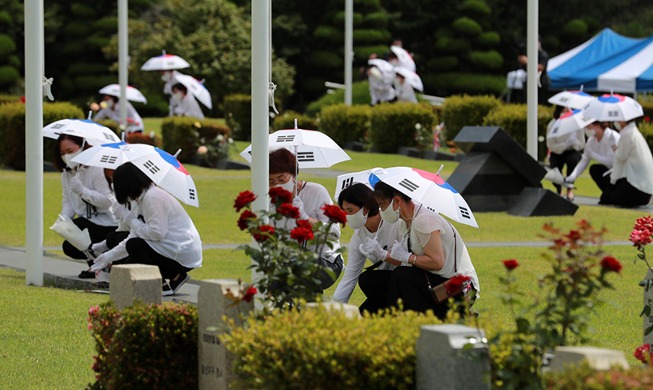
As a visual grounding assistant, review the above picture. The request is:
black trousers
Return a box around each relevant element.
[107,231,130,250]
[124,237,192,280]
[589,164,611,192]
[358,269,393,314]
[388,266,461,320]
[62,217,117,260]
[549,149,582,194]
[600,177,652,208]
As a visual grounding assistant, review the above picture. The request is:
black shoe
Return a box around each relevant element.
[79,270,96,279]
[162,273,190,296]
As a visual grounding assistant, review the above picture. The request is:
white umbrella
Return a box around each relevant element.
[395,66,424,92]
[390,45,416,72]
[547,109,595,139]
[173,73,213,109]
[547,90,594,109]
[99,84,148,104]
[368,58,395,75]
[43,119,120,145]
[239,126,351,169]
[141,50,190,71]
[582,93,644,122]
[71,141,159,169]
[336,166,478,228]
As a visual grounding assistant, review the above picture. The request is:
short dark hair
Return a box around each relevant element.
[171,83,187,94]
[373,181,411,203]
[53,134,85,172]
[113,162,153,205]
[269,148,298,176]
[337,183,379,217]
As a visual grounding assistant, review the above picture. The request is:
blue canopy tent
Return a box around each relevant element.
[548,28,653,93]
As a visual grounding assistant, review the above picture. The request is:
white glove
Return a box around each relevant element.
[69,175,85,195]
[293,196,309,220]
[390,241,412,263]
[112,204,130,220]
[90,254,112,272]
[562,176,575,189]
[359,238,387,262]
[91,241,108,255]
[585,148,595,160]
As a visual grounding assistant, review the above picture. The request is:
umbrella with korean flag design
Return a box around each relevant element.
[335,166,478,228]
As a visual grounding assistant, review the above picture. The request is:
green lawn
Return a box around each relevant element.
[1,130,651,388]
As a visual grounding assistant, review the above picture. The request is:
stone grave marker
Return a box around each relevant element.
[110,264,162,310]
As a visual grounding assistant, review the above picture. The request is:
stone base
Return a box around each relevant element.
[398,146,423,158]
[344,141,366,151]
[216,159,250,170]
[549,346,629,372]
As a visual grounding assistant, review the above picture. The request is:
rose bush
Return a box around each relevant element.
[629,215,653,362]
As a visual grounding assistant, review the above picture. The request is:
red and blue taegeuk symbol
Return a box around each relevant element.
[413,168,459,193]
[155,147,189,175]
[598,94,626,103]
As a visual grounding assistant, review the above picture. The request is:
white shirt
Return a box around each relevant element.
[369,75,396,105]
[164,70,183,116]
[399,204,480,292]
[173,93,205,120]
[611,122,653,195]
[333,220,401,303]
[61,166,118,227]
[546,119,585,154]
[93,101,144,133]
[103,186,203,268]
[395,80,418,103]
[297,182,341,263]
[567,128,620,182]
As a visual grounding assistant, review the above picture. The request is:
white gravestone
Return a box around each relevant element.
[305,302,361,319]
[416,324,490,390]
[110,264,162,310]
[549,346,629,372]
[198,279,253,390]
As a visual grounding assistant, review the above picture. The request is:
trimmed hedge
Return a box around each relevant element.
[224,94,251,141]
[319,104,372,146]
[482,103,554,161]
[221,306,442,389]
[272,110,318,131]
[306,81,371,115]
[161,117,231,163]
[369,102,437,153]
[0,102,84,169]
[440,95,502,141]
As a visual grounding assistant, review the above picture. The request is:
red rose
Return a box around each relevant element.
[635,343,651,364]
[277,203,300,219]
[635,216,653,232]
[234,190,257,212]
[600,256,622,273]
[269,186,293,205]
[253,225,275,242]
[296,219,312,229]
[242,286,257,302]
[447,274,471,292]
[502,259,519,271]
[322,204,347,225]
[630,228,653,248]
[290,226,314,242]
[577,219,590,229]
[237,210,257,231]
[566,230,581,242]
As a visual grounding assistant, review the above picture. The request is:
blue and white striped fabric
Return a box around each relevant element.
[548,28,653,93]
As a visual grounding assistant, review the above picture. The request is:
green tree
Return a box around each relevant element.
[0,0,22,92]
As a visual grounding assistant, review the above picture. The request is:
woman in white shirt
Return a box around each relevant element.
[92,95,144,134]
[564,121,620,192]
[547,106,585,201]
[599,119,653,207]
[171,83,205,119]
[90,162,203,296]
[268,148,343,291]
[333,183,402,314]
[373,181,480,320]
[54,134,119,278]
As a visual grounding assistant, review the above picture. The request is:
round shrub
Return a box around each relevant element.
[354,45,389,60]
[333,11,363,26]
[452,17,482,36]
[70,3,96,18]
[427,56,459,72]
[92,16,118,32]
[476,31,501,47]
[8,54,20,68]
[306,80,371,115]
[459,0,491,15]
[273,110,318,131]
[435,36,470,53]
[468,50,503,70]
[313,25,343,43]
[440,95,502,141]
[362,12,389,28]
[224,93,251,141]
[319,104,372,146]
[562,18,588,38]
[0,65,19,87]
[162,117,232,162]
[426,73,505,96]
[0,34,16,59]
[0,11,11,28]
[369,103,437,153]
[308,50,341,69]
[353,29,392,45]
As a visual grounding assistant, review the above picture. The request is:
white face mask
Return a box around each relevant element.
[62,150,81,169]
[613,122,623,131]
[161,72,172,82]
[105,99,114,109]
[276,178,296,195]
[379,198,399,224]
[346,207,367,230]
[172,92,183,103]
[584,129,595,138]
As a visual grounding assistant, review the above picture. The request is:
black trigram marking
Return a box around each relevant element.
[559,96,570,103]
[189,188,196,200]
[459,206,471,219]
[426,206,437,213]
[51,123,66,129]
[398,178,419,192]
[143,160,160,174]
[276,135,296,143]
[103,133,115,141]
[607,110,619,118]
[297,152,315,162]
[341,177,354,189]
[100,155,118,164]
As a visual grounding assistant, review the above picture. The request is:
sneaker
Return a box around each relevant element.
[79,270,96,279]
[162,273,190,296]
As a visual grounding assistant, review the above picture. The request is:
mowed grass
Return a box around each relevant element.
[0,134,651,386]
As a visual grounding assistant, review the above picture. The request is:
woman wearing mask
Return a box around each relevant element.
[90,162,203,296]
[546,105,585,201]
[268,148,343,291]
[373,181,480,319]
[91,94,144,134]
[333,183,402,313]
[54,134,119,278]
[171,83,205,120]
